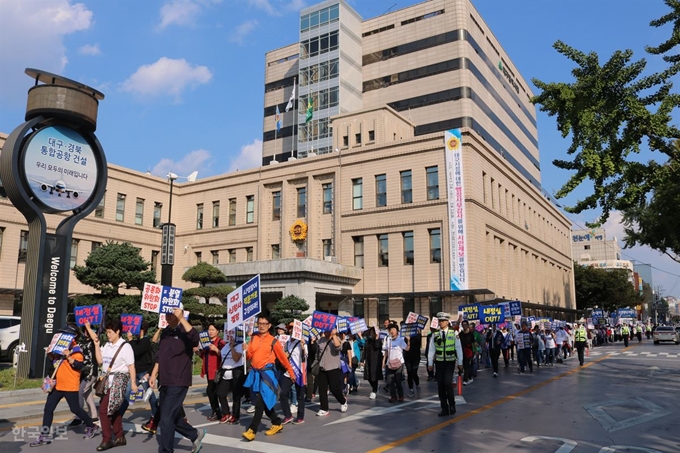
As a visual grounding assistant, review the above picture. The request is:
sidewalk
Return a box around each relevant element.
[0,375,208,424]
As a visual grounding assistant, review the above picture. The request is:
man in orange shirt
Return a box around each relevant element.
[241,314,295,442]
[31,324,100,447]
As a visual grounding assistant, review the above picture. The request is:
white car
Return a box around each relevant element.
[653,326,680,345]
[0,316,21,359]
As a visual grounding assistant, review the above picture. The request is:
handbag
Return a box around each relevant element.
[386,338,402,370]
[41,360,63,393]
[310,340,332,377]
[95,342,125,397]
[214,349,232,383]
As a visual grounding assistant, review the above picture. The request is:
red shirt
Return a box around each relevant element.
[201,337,226,380]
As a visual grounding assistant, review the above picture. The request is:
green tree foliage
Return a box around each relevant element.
[573,262,642,312]
[183,285,234,301]
[270,295,310,326]
[73,241,156,296]
[532,2,680,260]
[182,262,227,287]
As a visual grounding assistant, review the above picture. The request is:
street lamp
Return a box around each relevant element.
[160,171,197,286]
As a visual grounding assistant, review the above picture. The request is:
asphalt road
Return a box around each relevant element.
[1,340,678,453]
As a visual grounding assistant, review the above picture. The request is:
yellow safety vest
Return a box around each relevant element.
[575,328,587,342]
[434,330,458,362]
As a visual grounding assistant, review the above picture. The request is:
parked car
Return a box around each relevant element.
[0,316,21,359]
[653,326,680,345]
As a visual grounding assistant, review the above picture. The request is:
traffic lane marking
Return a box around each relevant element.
[365,344,639,453]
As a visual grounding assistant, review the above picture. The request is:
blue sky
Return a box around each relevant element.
[0,0,678,299]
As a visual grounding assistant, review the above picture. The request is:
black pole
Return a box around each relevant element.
[161,177,176,287]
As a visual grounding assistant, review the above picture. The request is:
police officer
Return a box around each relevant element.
[574,323,588,366]
[427,312,463,417]
[621,324,630,347]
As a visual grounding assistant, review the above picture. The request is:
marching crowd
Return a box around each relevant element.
[29,308,651,452]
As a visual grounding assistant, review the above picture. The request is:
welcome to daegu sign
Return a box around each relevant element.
[445,129,468,290]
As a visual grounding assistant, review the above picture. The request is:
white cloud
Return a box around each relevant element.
[229,20,259,44]
[157,0,222,29]
[0,0,93,106]
[151,149,212,177]
[120,57,213,102]
[228,139,262,172]
[78,43,101,56]
[245,0,306,16]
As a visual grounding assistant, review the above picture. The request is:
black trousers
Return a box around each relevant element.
[490,348,501,373]
[41,390,93,435]
[434,361,457,413]
[248,389,281,433]
[217,369,245,418]
[206,378,220,415]
[404,358,420,390]
[575,341,587,365]
[158,386,198,453]
[279,375,306,419]
[317,368,346,411]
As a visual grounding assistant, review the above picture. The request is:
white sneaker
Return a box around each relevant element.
[340,402,348,413]
[317,410,329,416]
[463,380,469,386]
[369,392,376,399]
[246,405,256,413]
[468,378,474,384]
[493,372,498,377]
[408,389,415,397]
[291,405,298,415]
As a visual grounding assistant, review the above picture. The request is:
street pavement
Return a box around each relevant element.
[0,340,678,452]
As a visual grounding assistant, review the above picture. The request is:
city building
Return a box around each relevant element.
[0,0,576,324]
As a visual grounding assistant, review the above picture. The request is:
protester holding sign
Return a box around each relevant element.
[31,324,100,447]
[120,321,156,419]
[363,328,384,399]
[382,323,410,403]
[68,322,99,428]
[315,328,349,416]
[195,323,226,422]
[403,326,422,398]
[217,334,245,425]
[279,321,307,425]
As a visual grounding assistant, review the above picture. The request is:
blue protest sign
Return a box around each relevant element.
[349,319,367,335]
[592,309,603,319]
[460,304,480,321]
[509,301,522,316]
[336,317,349,333]
[312,311,338,332]
[480,305,505,324]
[159,286,183,314]
[379,330,388,340]
[199,331,212,349]
[242,275,261,322]
[74,304,103,326]
[121,314,143,335]
[400,323,419,337]
[617,308,636,318]
[416,315,428,330]
[47,332,75,355]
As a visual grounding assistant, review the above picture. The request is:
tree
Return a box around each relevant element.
[573,262,642,312]
[270,295,310,326]
[532,1,680,261]
[182,262,227,287]
[73,241,156,296]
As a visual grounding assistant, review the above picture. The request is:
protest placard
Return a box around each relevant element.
[227,275,261,331]
[336,317,349,333]
[121,314,143,335]
[416,315,428,330]
[460,304,480,321]
[74,304,103,326]
[349,318,367,335]
[379,330,388,340]
[199,331,212,349]
[128,388,145,404]
[430,316,439,330]
[302,315,313,326]
[46,332,75,355]
[480,305,505,324]
[159,311,189,329]
[405,312,418,324]
[159,286,183,314]
[277,334,290,349]
[302,323,311,339]
[312,311,337,332]
[141,283,163,313]
[291,319,303,341]
[509,301,522,316]
[400,323,419,337]
[223,324,245,343]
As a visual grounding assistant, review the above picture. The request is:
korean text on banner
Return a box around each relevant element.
[159,311,189,329]
[47,333,75,355]
[312,311,337,332]
[141,282,163,313]
[159,286,183,314]
[430,317,439,330]
[336,317,349,333]
[291,319,304,341]
[444,129,468,291]
[121,314,143,335]
[74,304,103,326]
[242,275,261,322]
[223,324,245,343]
[226,285,243,331]
[277,334,290,349]
[481,305,505,324]
[400,323,419,337]
[416,315,429,330]
[405,312,418,324]
[460,304,480,321]
[302,315,313,326]
[199,331,212,349]
[509,301,522,316]
[349,318,367,335]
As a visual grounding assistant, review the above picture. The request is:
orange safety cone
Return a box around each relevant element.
[457,374,463,396]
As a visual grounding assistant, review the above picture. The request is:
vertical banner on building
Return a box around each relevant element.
[444,129,468,290]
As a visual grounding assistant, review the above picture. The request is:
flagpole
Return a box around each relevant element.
[275,101,278,160]
[291,77,296,158]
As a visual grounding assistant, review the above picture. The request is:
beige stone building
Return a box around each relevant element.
[0,0,576,325]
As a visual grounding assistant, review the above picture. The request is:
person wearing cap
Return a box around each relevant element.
[427,313,463,417]
[149,308,205,453]
[574,323,588,366]
[30,324,100,447]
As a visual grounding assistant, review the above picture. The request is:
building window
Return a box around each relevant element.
[352,178,363,210]
[151,250,159,273]
[272,244,280,260]
[228,249,236,263]
[115,193,126,222]
[376,174,387,207]
[402,297,415,320]
[403,231,414,265]
[272,191,281,221]
[95,195,105,218]
[135,198,144,225]
[0,227,3,259]
[426,166,439,200]
[18,230,28,262]
[153,202,162,228]
[212,201,220,228]
[195,251,202,263]
[401,170,412,204]
[229,198,237,226]
[430,228,441,263]
[212,250,220,265]
[378,233,389,267]
[353,299,365,318]
[246,247,253,262]
[378,297,389,321]
[296,187,307,218]
[369,130,375,141]
[323,239,332,258]
[355,133,362,145]
[323,183,333,214]
[70,239,79,269]
[353,236,364,268]
[584,245,591,250]
[91,241,102,253]
[246,196,254,224]
[430,296,442,317]
[343,136,349,147]
[196,203,204,229]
